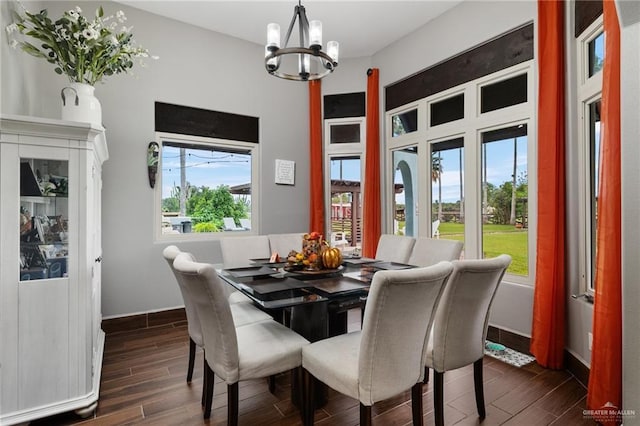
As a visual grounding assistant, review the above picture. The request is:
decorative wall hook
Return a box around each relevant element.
[147,142,159,188]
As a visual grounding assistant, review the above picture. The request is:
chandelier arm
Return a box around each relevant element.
[283,6,299,49]
[298,6,310,48]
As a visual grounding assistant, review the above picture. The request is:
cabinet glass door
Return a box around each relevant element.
[19,159,69,281]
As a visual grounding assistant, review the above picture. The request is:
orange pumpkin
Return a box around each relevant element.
[321,246,343,269]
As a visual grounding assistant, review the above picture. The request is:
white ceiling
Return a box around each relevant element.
[115,1,463,59]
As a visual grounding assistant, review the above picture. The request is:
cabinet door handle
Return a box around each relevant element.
[95,256,102,263]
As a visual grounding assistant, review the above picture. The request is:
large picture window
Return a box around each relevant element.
[386,60,534,282]
[155,134,258,240]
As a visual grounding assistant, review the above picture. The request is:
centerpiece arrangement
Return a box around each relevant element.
[286,232,344,272]
[6,4,156,125]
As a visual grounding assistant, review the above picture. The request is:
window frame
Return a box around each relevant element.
[385,60,535,284]
[153,131,261,242]
[323,117,366,239]
[577,17,604,294]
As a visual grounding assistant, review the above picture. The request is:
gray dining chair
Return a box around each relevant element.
[408,237,463,267]
[301,262,454,425]
[172,253,309,424]
[162,245,272,385]
[220,235,271,267]
[423,254,511,426]
[375,234,415,264]
[268,233,304,259]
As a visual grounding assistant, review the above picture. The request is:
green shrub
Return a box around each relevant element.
[193,222,219,233]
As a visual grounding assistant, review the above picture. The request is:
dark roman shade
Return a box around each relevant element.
[385,23,534,111]
[155,102,259,144]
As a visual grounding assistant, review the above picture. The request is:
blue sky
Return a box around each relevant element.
[161,146,251,199]
[162,136,528,205]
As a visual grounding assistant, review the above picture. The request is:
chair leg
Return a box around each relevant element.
[302,368,316,426]
[411,382,424,426]
[203,360,215,419]
[359,403,372,426]
[473,358,486,420]
[187,337,196,383]
[201,357,207,406]
[228,382,239,426]
[423,366,430,384]
[434,371,444,426]
[268,375,276,394]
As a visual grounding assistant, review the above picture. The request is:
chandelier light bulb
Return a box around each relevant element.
[309,20,322,48]
[327,41,339,64]
[267,23,280,49]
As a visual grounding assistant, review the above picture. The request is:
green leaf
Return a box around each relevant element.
[55,68,62,74]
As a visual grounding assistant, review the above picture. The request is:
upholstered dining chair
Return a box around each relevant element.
[220,235,271,268]
[408,237,463,267]
[375,234,416,264]
[423,254,511,426]
[268,233,304,259]
[301,262,454,426]
[162,245,272,385]
[172,253,309,424]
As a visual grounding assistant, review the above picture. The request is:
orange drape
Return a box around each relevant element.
[530,0,566,369]
[361,68,381,258]
[587,0,622,421]
[309,80,324,235]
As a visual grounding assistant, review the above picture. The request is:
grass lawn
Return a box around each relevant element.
[438,222,528,276]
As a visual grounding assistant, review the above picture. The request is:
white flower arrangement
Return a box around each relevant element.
[6,4,157,85]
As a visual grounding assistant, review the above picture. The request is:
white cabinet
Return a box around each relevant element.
[0,115,108,425]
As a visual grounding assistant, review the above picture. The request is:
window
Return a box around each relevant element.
[430,94,464,126]
[329,157,362,246]
[324,118,365,247]
[577,17,603,292]
[156,134,259,239]
[588,31,604,77]
[386,60,534,283]
[330,124,361,144]
[392,109,418,137]
[480,74,528,113]
[393,147,418,236]
[481,124,529,276]
[431,138,464,244]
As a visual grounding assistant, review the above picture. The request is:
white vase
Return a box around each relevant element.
[61,82,102,127]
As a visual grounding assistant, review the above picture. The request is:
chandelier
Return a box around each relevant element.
[265,1,339,81]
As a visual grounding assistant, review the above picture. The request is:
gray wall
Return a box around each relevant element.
[1,1,310,317]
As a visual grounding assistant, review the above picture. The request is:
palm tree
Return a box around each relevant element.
[431,153,443,220]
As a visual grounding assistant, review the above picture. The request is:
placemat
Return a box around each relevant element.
[342,257,378,265]
[225,265,278,278]
[311,277,369,295]
[369,261,414,270]
[241,277,312,294]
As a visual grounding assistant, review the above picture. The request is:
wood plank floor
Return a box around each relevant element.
[33,310,595,425]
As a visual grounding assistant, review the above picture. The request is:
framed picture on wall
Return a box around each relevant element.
[275,159,295,185]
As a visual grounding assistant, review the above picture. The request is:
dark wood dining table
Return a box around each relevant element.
[218,258,416,407]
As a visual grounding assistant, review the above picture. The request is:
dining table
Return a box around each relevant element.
[218,256,417,407]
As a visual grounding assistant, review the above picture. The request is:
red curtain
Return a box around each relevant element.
[587,0,622,421]
[530,0,566,369]
[362,68,381,258]
[309,80,324,235]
